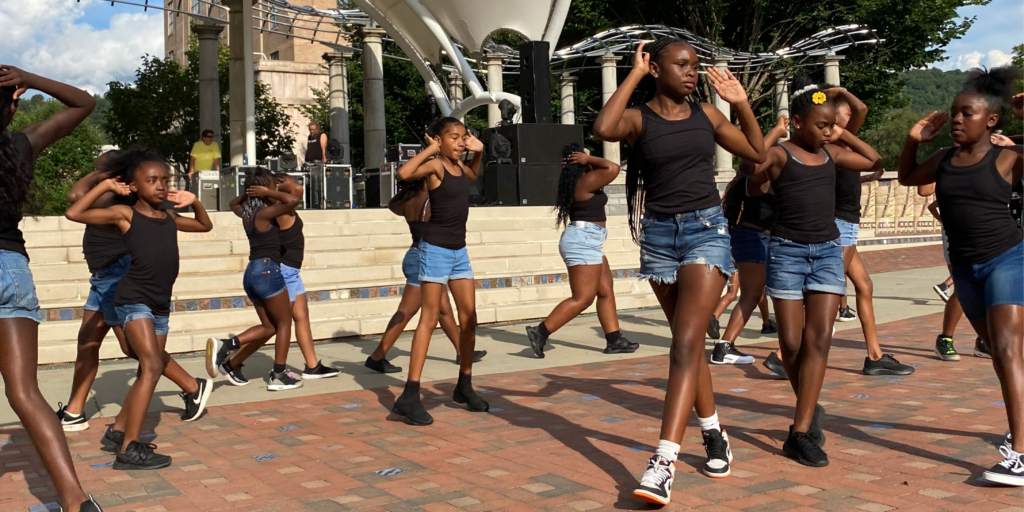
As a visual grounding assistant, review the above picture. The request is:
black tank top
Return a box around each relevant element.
[114,211,179,316]
[0,132,34,259]
[408,221,426,247]
[245,217,281,262]
[771,144,840,244]
[834,166,862,223]
[630,102,719,214]
[83,225,130,273]
[727,178,776,231]
[424,165,470,249]
[570,189,608,223]
[936,146,1022,265]
[278,214,304,268]
[306,133,323,162]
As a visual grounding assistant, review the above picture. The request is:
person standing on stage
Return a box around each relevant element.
[188,129,221,179]
[306,122,328,163]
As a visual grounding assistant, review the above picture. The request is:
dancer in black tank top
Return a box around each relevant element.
[366,180,482,374]
[899,69,1024,486]
[66,149,214,472]
[527,144,638,357]
[593,39,768,505]
[391,117,488,425]
[747,75,883,469]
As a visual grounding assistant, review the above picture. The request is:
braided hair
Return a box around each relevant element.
[553,143,587,227]
[960,65,1022,131]
[627,37,688,108]
[0,86,32,217]
[241,167,276,222]
[427,116,464,138]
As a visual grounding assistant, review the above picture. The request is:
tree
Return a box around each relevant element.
[299,85,331,139]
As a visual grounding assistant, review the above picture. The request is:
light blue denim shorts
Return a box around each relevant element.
[559,222,607,267]
[418,241,474,284]
[835,218,860,247]
[0,250,40,322]
[280,263,306,302]
[84,254,132,326]
[116,303,170,336]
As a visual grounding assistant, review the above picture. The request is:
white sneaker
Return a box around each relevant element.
[710,341,755,365]
[633,454,675,505]
[983,446,1024,486]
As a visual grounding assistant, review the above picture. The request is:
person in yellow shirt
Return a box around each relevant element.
[188,129,221,178]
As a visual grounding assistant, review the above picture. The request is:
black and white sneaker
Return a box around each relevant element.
[205,337,229,378]
[56,403,89,432]
[179,378,212,422]
[983,446,1024,486]
[302,361,340,379]
[863,354,915,376]
[974,337,992,359]
[837,307,857,322]
[526,325,547,358]
[365,356,402,373]
[77,495,103,512]
[701,429,733,478]
[932,282,952,303]
[99,425,124,452]
[218,361,249,386]
[267,370,303,391]
[706,314,721,340]
[633,454,675,506]
[935,334,960,361]
[1004,431,1013,450]
[604,336,639,354]
[114,440,172,470]
[763,351,789,379]
[710,341,755,365]
[761,319,778,335]
[783,426,829,467]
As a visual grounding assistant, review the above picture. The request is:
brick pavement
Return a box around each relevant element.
[3,307,1022,511]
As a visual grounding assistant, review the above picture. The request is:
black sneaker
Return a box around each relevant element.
[863,354,915,376]
[974,337,992,359]
[267,370,303,391]
[526,325,547,358]
[933,282,952,303]
[761,319,778,334]
[302,361,340,379]
[701,429,733,478]
[706,315,721,340]
[392,392,433,426]
[365,356,402,373]
[633,454,675,505]
[77,495,103,512]
[935,335,960,361]
[837,307,857,322]
[453,374,489,412]
[205,337,230,378]
[179,378,212,422]
[114,440,172,470]
[455,350,488,365]
[56,402,89,432]
[809,404,826,448]
[99,425,124,452]
[710,341,755,365]
[604,336,639,354]
[783,426,829,467]
[218,361,249,386]
[763,351,789,379]
[983,446,1024,486]
[1005,431,1013,451]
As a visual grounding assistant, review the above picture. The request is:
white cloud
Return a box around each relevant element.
[941,49,1015,71]
[0,0,163,94]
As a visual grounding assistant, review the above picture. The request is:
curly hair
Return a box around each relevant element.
[0,86,33,218]
[241,167,276,221]
[554,143,587,227]
[960,65,1022,131]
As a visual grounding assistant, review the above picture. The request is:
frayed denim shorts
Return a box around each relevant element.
[638,206,734,284]
[765,236,846,300]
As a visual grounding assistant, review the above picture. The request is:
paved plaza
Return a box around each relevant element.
[2,246,1022,511]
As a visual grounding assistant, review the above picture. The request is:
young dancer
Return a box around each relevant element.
[707,276,777,339]
[0,65,103,512]
[58,152,210,432]
[526,144,638,357]
[898,69,1023,486]
[206,168,302,391]
[365,179,485,374]
[593,39,768,505]
[206,174,339,381]
[392,117,489,425]
[746,75,882,468]
[921,184,973,361]
[66,149,214,470]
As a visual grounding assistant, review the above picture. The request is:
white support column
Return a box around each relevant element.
[599,53,620,165]
[486,56,505,127]
[773,72,790,141]
[559,73,577,125]
[323,51,352,165]
[225,0,256,166]
[823,54,845,86]
[195,23,224,142]
[712,56,733,176]
[357,26,387,172]
[448,73,464,121]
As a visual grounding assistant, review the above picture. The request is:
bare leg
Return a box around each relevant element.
[229,304,277,368]
[971,305,1024,453]
[844,247,882,360]
[371,286,422,361]
[651,281,719,421]
[119,320,165,449]
[291,294,319,368]
[439,289,462,353]
[541,264,601,332]
[713,272,739,320]
[595,257,621,334]
[65,311,110,415]
[448,279,478,375]
[407,282,444,382]
[775,292,840,432]
[721,262,766,343]
[942,291,964,336]
[758,295,771,323]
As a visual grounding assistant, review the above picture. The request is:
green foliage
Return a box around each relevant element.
[299,86,331,137]
[900,68,968,112]
[10,101,104,215]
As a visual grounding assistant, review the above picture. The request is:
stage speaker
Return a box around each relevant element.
[323,165,353,209]
[517,164,560,206]
[494,124,584,165]
[189,170,220,211]
[218,166,260,211]
[483,164,519,206]
[518,41,552,123]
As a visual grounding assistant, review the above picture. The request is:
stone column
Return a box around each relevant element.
[448,73,464,121]
[711,56,733,176]
[357,26,387,172]
[224,0,256,166]
[323,51,352,164]
[772,71,790,141]
[559,73,576,125]
[195,24,224,143]
[823,54,845,86]
[485,56,505,127]
[599,53,620,164]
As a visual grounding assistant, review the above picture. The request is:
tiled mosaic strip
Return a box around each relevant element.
[857,235,941,246]
[38,268,640,322]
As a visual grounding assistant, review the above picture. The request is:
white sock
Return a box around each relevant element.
[698,412,721,432]
[655,439,680,462]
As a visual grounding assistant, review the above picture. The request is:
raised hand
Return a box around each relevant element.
[1012,93,1023,120]
[908,111,948,143]
[991,133,1015,147]
[0,65,34,99]
[772,114,789,136]
[865,169,884,182]
[564,152,591,166]
[706,67,749,106]
[246,185,271,198]
[422,133,441,155]
[167,190,196,208]
[464,133,484,153]
[829,125,846,144]
[631,42,650,77]
[104,178,131,196]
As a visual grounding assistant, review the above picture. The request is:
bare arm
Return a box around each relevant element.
[860,170,884,183]
[703,67,767,163]
[67,170,108,204]
[168,191,214,232]
[828,87,867,135]
[831,127,882,172]
[65,179,133,232]
[573,152,621,195]
[213,157,221,172]
[397,135,442,181]
[592,43,647,143]
[320,133,328,160]
[745,145,786,194]
[0,66,95,159]
[927,200,941,223]
[463,133,484,181]
[250,186,299,222]
[898,111,949,186]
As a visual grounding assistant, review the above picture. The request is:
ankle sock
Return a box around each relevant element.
[538,322,551,339]
[605,330,622,344]
[698,412,721,432]
[273,363,286,374]
[655,439,680,461]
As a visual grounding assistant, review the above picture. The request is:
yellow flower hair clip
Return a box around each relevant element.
[812,92,827,105]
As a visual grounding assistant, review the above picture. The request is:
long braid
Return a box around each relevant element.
[554,143,587,227]
[0,86,32,217]
[241,167,275,224]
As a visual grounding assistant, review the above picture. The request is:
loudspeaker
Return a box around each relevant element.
[494,124,584,165]
[516,164,560,206]
[518,41,552,123]
[386,144,421,163]
[189,170,220,211]
[483,164,519,206]
[322,164,353,209]
[282,171,309,210]
[218,166,260,211]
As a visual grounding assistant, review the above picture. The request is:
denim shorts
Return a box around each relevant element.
[403,246,421,287]
[765,236,846,300]
[0,250,40,322]
[419,241,474,284]
[951,240,1024,320]
[116,303,169,335]
[559,222,607,267]
[280,263,306,302]
[84,254,131,326]
[638,206,734,283]
[941,229,951,267]
[243,258,287,302]
[730,225,769,265]
[835,218,860,247]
